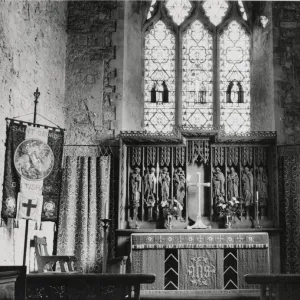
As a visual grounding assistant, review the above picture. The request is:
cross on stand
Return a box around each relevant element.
[187,172,211,229]
[22,199,37,217]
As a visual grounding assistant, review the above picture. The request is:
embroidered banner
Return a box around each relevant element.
[16,193,43,221]
[1,121,64,222]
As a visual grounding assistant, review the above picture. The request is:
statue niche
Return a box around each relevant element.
[144,167,157,221]
[130,167,142,228]
[159,167,170,203]
[256,166,268,218]
[173,167,186,208]
[227,166,239,200]
[241,166,253,220]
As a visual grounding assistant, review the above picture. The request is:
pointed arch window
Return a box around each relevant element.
[144,20,176,132]
[143,0,251,134]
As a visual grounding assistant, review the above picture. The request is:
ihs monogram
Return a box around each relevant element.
[187,257,216,286]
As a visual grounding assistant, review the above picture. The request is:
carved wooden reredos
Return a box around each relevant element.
[119,130,278,230]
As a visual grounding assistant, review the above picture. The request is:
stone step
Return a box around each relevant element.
[140,291,260,300]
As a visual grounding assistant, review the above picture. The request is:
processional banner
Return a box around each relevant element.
[1,120,64,222]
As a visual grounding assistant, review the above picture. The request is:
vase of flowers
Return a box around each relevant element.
[217,197,242,229]
[161,198,183,229]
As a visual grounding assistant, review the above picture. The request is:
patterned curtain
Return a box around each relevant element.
[278,146,300,273]
[57,155,111,273]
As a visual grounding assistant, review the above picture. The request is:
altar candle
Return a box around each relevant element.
[256,191,259,202]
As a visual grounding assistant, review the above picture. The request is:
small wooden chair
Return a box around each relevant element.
[34,236,77,273]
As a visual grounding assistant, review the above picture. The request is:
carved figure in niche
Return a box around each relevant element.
[242,167,253,219]
[256,167,268,207]
[212,167,225,201]
[173,167,186,206]
[130,167,142,207]
[144,167,157,221]
[130,167,142,227]
[159,167,170,203]
[227,167,239,200]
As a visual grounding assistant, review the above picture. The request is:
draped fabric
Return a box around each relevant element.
[57,155,111,273]
[278,146,300,273]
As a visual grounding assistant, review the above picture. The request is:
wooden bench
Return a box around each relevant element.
[27,273,156,300]
[0,266,26,300]
[245,273,300,300]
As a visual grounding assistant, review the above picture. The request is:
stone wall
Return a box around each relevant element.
[273,2,300,144]
[0,1,67,266]
[64,1,118,144]
[251,2,275,132]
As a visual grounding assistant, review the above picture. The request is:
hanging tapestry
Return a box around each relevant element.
[57,154,112,273]
[1,120,64,222]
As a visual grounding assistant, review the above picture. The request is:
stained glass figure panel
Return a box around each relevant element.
[220,20,250,133]
[182,20,213,127]
[165,0,192,26]
[144,21,176,133]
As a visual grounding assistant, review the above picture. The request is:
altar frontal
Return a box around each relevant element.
[131,233,269,295]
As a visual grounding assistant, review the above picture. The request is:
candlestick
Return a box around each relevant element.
[101,218,111,273]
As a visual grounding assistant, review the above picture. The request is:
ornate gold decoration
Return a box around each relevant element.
[160,147,171,166]
[131,147,142,166]
[187,256,216,286]
[175,147,185,166]
[227,147,239,166]
[147,147,156,166]
[214,146,225,166]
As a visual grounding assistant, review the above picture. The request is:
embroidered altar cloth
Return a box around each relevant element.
[131,232,269,249]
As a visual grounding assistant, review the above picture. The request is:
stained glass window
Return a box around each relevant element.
[165,0,192,26]
[220,20,250,133]
[144,1,251,134]
[147,0,157,20]
[182,20,213,127]
[202,0,229,26]
[238,0,248,21]
[144,21,176,133]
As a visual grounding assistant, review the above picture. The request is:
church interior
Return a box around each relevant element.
[1,0,300,299]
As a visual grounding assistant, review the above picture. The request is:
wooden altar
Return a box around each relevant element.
[116,128,280,298]
[131,232,269,298]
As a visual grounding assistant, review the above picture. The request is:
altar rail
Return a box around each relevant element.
[245,274,300,300]
[27,273,156,300]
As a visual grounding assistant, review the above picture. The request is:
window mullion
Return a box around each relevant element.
[176,30,182,127]
[214,27,220,128]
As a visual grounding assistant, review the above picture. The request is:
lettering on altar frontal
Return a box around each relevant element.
[187,257,216,286]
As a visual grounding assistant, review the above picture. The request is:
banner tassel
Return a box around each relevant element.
[40,223,43,231]
[35,222,38,230]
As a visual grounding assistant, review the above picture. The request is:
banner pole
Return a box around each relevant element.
[23,220,29,266]
[33,88,40,124]
[22,88,40,267]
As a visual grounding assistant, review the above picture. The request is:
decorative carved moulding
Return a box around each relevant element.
[119,130,185,145]
[176,125,223,138]
[216,131,277,144]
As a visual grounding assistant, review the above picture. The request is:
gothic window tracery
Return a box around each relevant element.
[143,0,250,134]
